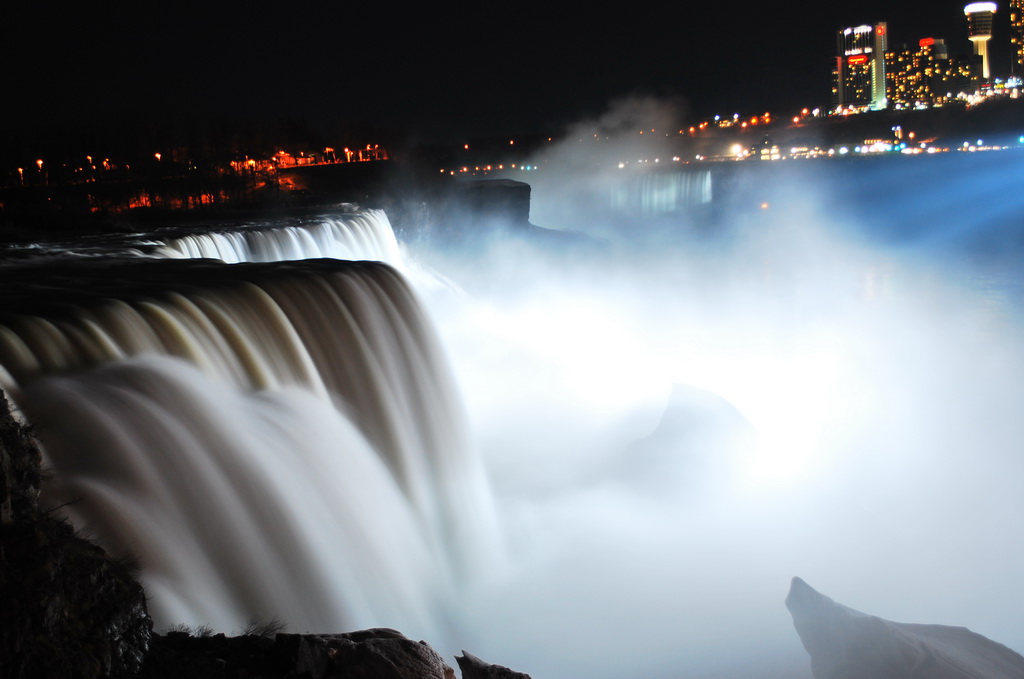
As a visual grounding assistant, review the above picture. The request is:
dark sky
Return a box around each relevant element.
[2,0,1014,145]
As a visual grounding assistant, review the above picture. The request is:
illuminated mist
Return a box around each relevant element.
[415,100,1024,678]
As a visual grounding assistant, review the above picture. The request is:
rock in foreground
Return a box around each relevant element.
[139,627,533,679]
[456,650,533,679]
[786,576,1024,679]
[1,389,152,679]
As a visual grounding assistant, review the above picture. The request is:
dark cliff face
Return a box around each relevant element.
[0,390,153,679]
[0,392,41,525]
[453,180,532,226]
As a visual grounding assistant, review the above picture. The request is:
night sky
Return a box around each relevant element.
[3,0,1015,145]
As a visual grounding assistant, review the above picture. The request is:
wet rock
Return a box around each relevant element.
[786,576,1024,679]
[456,650,532,679]
[329,629,454,679]
[0,389,153,678]
[141,628,458,679]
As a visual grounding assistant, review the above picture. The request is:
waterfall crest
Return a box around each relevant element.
[0,255,493,638]
[153,209,405,267]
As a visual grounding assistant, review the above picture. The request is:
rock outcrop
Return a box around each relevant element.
[140,627,452,679]
[0,390,153,679]
[138,628,534,679]
[456,650,533,679]
[786,576,1024,679]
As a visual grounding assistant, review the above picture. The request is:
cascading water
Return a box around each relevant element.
[610,168,712,215]
[0,237,494,642]
[152,209,405,267]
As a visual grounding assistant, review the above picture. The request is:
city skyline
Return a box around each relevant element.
[2,0,1019,147]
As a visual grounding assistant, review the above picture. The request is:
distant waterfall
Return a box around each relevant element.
[153,209,405,267]
[610,169,712,215]
[0,254,493,639]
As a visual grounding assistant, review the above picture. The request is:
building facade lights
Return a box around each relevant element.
[1010,0,1024,74]
[834,22,889,111]
[885,37,970,108]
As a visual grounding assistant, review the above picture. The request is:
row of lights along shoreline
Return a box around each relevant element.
[448,1,1024,176]
[7,2,1024,195]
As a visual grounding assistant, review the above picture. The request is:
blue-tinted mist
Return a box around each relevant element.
[420,108,1024,678]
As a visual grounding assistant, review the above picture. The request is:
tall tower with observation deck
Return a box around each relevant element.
[965,2,997,79]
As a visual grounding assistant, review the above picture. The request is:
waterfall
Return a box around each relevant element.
[153,209,405,267]
[610,169,712,215]
[0,246,493,639]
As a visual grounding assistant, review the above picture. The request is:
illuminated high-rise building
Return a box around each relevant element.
[887,38,955,108]
[965,2,997,79]
[1010,0,1023,74]
[833,23,889,112]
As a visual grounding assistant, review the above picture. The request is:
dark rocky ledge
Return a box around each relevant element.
[138,627,532,679]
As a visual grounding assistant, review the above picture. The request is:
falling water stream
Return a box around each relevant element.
[0,211,492,646]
